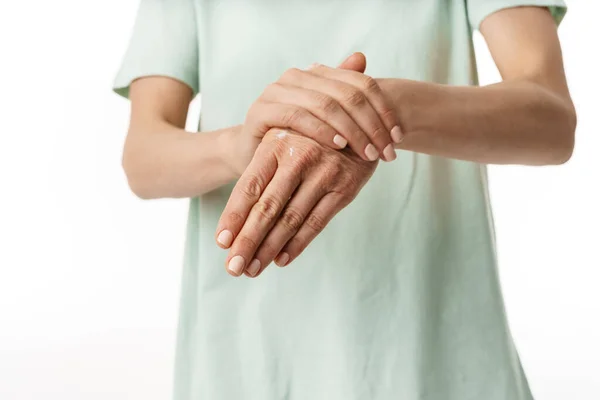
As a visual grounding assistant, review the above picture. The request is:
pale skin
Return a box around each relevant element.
[122,7,576,278]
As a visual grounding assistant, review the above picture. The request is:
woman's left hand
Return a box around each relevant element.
[215,127,377,278]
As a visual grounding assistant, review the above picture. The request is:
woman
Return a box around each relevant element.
[113,1,575,399]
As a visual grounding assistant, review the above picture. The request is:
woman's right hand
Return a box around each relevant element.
[217,127,378,277]
[228,52,403,176]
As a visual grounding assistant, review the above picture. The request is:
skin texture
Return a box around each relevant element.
[121,7,576,276]
[216,128,376,277]
[228,53,400,176]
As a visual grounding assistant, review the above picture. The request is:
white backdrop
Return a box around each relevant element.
[0,1,598,399]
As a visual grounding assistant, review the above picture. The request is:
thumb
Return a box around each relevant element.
[337,52,366,73]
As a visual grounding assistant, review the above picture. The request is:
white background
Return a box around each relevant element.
[0,1,598,399]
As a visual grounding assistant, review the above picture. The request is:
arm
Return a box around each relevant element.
[122,54,397,199]
[122,77,240,199]
[381,6,576,165]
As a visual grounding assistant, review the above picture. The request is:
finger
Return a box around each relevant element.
[308,64,403,145]
[245,176,326,278]
[305,69,393,160]
[280,68,392,162]
[337,52,367,73]
[225,168,301,277]
[279,68,383,161]
[215,148,277,250]
[261,83,370,154]
[248,101,346,149]
[275,192,346,267]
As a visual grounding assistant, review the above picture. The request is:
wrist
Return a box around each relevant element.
[377,78,443,147]
[216,124,245,180]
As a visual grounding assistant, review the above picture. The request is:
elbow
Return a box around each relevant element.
[122,157,154,200]
[553,136,574,166]
[121,143,159,200]
[549,102,577,165]
[124,178,157,201]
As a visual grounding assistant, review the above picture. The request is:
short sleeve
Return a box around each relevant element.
[112,0,200,99]
[466,0,567,31]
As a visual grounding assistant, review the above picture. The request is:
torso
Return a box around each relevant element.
[175,1,532,399]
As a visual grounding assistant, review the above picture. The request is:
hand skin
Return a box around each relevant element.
[215,128,377,277]
[229,52,400,176]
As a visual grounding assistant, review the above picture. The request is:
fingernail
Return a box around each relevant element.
[275,252,290,267]
[383,143,396,162]
[306,62,320,70]
[333,134,348,148]
[227,255,245,275]
[247,259,261,276]
[391,125,404,143]
[217,230,233,247]
[365,144,379,161]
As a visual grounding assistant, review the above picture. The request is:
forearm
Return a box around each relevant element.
[380,78,576,165]
[122,122,241,199]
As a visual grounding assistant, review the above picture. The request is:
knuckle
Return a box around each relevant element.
[339,177,361,201]
[281,67,302,82]
[281,106,304,126]
[371,125,388,141]
[245,102,260,122]
[340,191,357,205]
[236,235,258,252]
[254,195,283,221]
[352,127,367,143]
[272,136,289,154]
[312,159,340,187]
[240,174,263,200]
[315,93,339,115]
[280,207,304,232]
[256,240,279,260]
[314,122,332,139]
[380,106,397,125]
[305,212,327,233]
[227,211,245,227]
[323,160,342,181]
[344,89,367,108]
[290,147,318,170]
[361,76,379,93]
[284,237,304,258]
[327,190,352,210]
[344,170,363,188]
[263,82,281,98]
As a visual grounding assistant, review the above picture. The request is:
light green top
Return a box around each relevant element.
[114,1,566,399]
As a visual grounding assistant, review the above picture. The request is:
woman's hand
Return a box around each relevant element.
[228,53,402,175]
[215,127,378,277]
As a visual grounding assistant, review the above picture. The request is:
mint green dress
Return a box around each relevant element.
[114,1,567,399]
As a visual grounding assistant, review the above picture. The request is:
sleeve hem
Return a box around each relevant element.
[469,1,567,32]
[112,70,200,100]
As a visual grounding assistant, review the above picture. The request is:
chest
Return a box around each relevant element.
[195,0,467,128]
